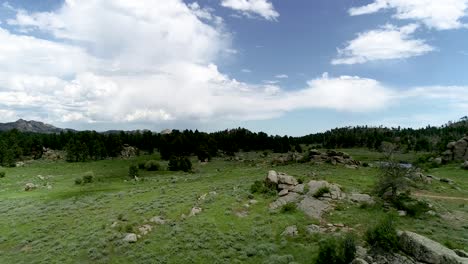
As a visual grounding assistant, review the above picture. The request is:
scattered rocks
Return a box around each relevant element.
[189,207,202,217]
[398,231,468,264]
[24,183,37,191]
[281,225,298,237]
[123,233,138,243]
[138,224,152,235]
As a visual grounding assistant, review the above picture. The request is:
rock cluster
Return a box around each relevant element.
[309,149,361,166]
[24,183,37,191]
[42,147,65,161]
[442,136,468,162]
[266,170,350,219]
[121,144,138,159]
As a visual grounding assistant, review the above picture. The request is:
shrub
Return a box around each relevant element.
[313,186,330,198]
[0,171,5,178]
[144,160,161,171]
[128,165,139,178]
[365,215,399,251]
[74,178,83,185]
[392,193,430,217]
[168,156,192,172]
[315,234,356,264]
[280,203,297,213]
[82,171,94,183]
[250,180,276,196]
[138,162,146,169]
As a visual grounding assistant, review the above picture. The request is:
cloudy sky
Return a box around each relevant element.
[0,0,467,135]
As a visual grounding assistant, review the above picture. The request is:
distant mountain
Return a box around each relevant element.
[0,119,71,134]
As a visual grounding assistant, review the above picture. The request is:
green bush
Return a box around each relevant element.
[315,234,356,264]
[168,156,192,172]
[313,186,330,198]
[128,165,139,178]
[250,180,276,195]
[74,178,83,185]
[82,172,94,183]
[0,171,5,178]
[365,215,399,251]
[280,203,297,213]
[144,160,161,171]
[138,162,146,169]
[392,193,430,217]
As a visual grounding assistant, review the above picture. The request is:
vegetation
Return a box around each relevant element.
[365,215,399,251]
[168,156,192,172]
[0,171,5,178]
[315,234,356,264]
[128,165,139,178]
[313,186,330,198]
[280,203,297,213]
[144,160,161,171]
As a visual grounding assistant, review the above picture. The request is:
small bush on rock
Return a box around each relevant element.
[313,186,330,198]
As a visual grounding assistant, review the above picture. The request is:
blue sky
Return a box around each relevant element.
[0,0,467,135]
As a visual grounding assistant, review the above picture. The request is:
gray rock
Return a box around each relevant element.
[298,196,330,219]
[123,233,138,243]
[351,258,369,264]
[398,231,468,264]
[149,216,166,224]
[189,207,202,217]
[281,225,298,236]
[398,210,407,216]
[349,193,375,204]
[278,189,289,196]
[306,224,325,234]
[266,170,278,185]
[278,183,296,191]
[138,224,152,235]
[249,199,258,205]
[278,173,298,185]
[453,140,468,161]
[291,184,305,194]
[307,180,345,200]
[269,192,301,210]
[462,161,468,170]
[24,183,37,191]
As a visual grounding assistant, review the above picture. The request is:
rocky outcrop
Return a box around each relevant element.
[309,149,361,166]
[398,231,468,264]
[24,183,37,191]
[123,233,138,243]
[348,193,375,204]
[281,225,298,237]
[121,144,138,159]
[442,136,468,162]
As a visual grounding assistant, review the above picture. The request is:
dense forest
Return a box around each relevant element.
[0,117,466,166]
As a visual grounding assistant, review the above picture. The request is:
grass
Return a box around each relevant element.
[0,149,466,263]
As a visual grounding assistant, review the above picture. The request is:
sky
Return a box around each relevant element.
[0,0,467,136]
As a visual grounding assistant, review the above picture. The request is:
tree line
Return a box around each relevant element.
[0,118,466,166]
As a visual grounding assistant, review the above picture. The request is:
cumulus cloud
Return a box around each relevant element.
[332,24,434,65]
[221,0,279,21]
[4,0,462,130]
[349,0,468,30]
[275,74,288,79]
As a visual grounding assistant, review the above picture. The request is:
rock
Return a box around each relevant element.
[433,157,442,165]
[16,161,25,167]
[149,216,166,225]
[111,221,119,228]
[307,180,329,196]
[426,210,437,216]
[306,224,325,234]
[356,246,368,259]
[298,196,330,219]
[291,184,305,194]
[462,161,468,170]
[138,224,152,235]
[349,193,375,204]
[123,233,138,243]
[281,225,298,237]
[24,183,37,191]
[345,165,359,169]
[454,249,468,258]
[440,178,454,184]
[277,173,298,185]
[398,231,467,264]
[447,141,456,149]
[398,210,407,216]
[249,199,258,205]
[189,207,202,217]
[278,189,289,196]
[266,170,279,185]
[278,184,296,191]
[121,144,138,159]
[427,175,441,181]
[351,258,369,264]
[198,193,207,201]
[269,192,301,210]
[453,140,468,161]
[306,180,345,200]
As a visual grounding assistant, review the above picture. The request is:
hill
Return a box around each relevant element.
[0,119,69,134]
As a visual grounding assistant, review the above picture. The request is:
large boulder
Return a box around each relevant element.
[277,173,298,185]
[298,196,330,219]
[123,233,138,243]
[269,192,301,210]
[398,231,468,264]
[306,180,345,200]
[266,170,278,185]
[453,140,468,161]
[348,193,374,204]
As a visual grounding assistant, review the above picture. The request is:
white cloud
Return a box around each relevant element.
[332,24,434,65]
[275,74,288,79]
[221,0,279,21]
[241,68,252,73]
[349,0,468,30]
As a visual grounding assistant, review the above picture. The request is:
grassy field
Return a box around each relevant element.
[0,149,466,263]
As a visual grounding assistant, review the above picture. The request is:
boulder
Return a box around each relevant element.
[291,184,305,194]
[24,183,37,191]
[398,231,468,264]
[298,196,330,219]
[462,161,468,170]
[306,224,326,234]
[149,216,166,225]
[189,207,202,217]
[454,249,468,258]
[269,192,301,210]
[138,224,152,235]
[281,225,298,237]
[278,189,289,196]
[453,140,468,161]
[433,157,442,165]
[348,193,375,204]
[306,180,345,200]
[266,170,278,185]
[277,173,298,185]
[123,233,138,243]
[278,184,296,191]
[351,259,369,264]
